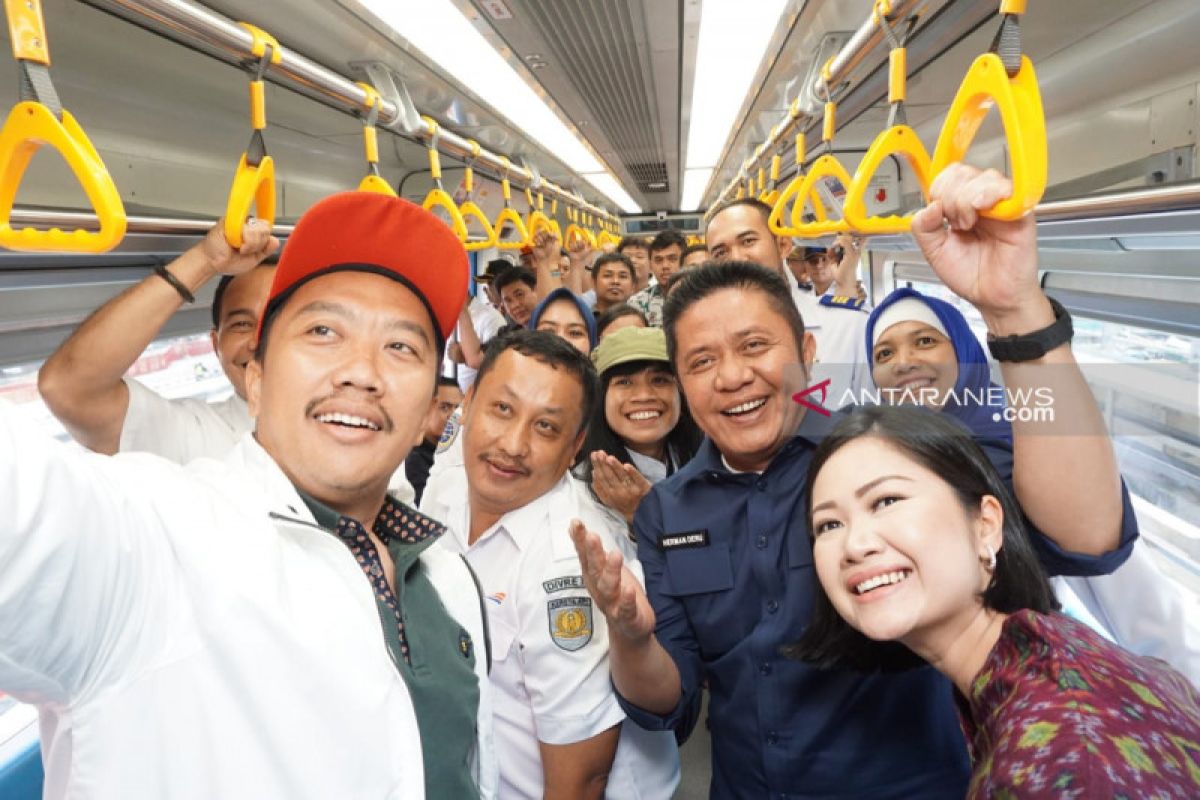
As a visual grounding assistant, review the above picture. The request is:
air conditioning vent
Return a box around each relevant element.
[628,161,669,193]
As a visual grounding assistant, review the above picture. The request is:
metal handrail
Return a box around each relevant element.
[1036,182,1200,221]
[9,182,1199,244]
[78,0,619,224]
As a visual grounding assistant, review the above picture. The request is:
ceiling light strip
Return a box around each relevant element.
[78,0,626,220]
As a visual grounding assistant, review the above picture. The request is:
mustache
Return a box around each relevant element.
[478,451,531,476]
[304,393,395,433]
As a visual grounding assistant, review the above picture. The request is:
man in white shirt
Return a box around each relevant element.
[704,198,870,409]
[2,193,494,799]
[38,219,278,461]
[436,329,679,800]
[447,290,507,391]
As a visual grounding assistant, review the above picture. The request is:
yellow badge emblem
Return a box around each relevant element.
[548,597,593,651]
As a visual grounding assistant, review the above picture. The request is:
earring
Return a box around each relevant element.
[983,544,997,571]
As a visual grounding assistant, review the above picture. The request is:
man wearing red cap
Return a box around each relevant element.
[0,193,493,799]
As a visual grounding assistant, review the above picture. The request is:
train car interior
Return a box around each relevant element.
[0,0,1197,797]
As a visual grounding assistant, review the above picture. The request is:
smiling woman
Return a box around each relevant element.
[788,405,1200,800]
[576,326,703,524]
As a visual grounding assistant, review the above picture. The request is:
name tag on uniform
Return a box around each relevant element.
[661,530,710,550]
[542,575,584,594]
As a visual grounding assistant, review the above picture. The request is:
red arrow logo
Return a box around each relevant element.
[791,378,833,416]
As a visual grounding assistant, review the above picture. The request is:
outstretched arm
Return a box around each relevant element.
[911,164,1124,556]
[570,522,682,714]
[38,219,277,453]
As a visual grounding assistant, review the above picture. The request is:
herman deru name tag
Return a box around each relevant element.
[661,530,710,551]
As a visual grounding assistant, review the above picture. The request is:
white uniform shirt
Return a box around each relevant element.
[439,474,679,800]
[449,295,507,392]
[0,413,496,799]
[120,376,253,462]
[791,284,871,410]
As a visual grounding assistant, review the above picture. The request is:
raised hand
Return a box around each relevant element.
[570,520,656,643]
[910,163,1051,334]
[590,452,653,524]
[202,217,280,276]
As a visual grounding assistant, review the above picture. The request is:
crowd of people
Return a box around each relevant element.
[2,163,1199,799]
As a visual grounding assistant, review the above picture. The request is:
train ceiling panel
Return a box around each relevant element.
[464,0,681,210]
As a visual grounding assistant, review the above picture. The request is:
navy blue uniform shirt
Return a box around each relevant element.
[619,409,1137,799]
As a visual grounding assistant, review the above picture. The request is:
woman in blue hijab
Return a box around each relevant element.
[865,287,1011,441]
[527,287,598,355]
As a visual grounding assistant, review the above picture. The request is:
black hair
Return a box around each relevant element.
[473,328,598,436]
[683,243,708,259]
[785,404,1059,672]
[649,229,687,256]
[663,261,805,368]
[592,252,635,281]
[437,376,462,390]
[209,252,280,330]
[576,358,704,483]
[705,196,774,232]
[493,265,537,294]
[616,235,648,254]
[594,304,648,339]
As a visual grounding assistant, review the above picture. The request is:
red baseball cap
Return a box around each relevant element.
[257,191,468,346]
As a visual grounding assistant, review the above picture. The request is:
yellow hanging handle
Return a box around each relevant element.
[224,23,281,249]
[0,0,126,252]
[564,205,595,248]
[787,101,851,236]
[5,0,49,64]
[929,51,1045,220]
[524,185,553,241]
[760,153,783,207]
[458,139,496,251]
[768,132,828,236]
[843,8,934,235]
[493,155,529,250]
[355,82,396,197]
[419,116,468,241]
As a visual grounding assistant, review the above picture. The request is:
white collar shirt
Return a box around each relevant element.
[791,281,871,410]
[0,415,499,799]
[446,295,507,392]
[120,377,252,463]
[440,474,679,799]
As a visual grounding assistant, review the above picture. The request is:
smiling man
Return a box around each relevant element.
[39,219,277,460]
[704,198,871,409]
[573,165,1139,799]
[435,329,679,800]
[1,193,493,798]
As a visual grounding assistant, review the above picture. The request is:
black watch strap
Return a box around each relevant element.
[986,297,1073,362]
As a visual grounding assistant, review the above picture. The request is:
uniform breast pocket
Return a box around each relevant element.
[487,607,518,663]
[661,542,734,597]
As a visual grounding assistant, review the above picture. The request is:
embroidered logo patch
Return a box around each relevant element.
[543,575,584,594]
[548,597,593,651]
[436,413,462,454]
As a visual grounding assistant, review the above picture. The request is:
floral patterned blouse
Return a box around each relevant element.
[959,610,1200,799]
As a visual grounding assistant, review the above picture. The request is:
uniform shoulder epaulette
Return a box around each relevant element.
[819,294,867,310]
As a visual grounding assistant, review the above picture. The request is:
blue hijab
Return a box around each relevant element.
[866,287,1012,442]
[528,287,598,350]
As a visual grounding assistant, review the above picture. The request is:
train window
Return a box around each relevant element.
[905,279,1200,595]
[0,331,231,442]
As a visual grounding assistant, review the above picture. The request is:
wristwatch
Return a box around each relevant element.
[986,297,1073,362]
